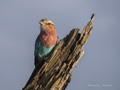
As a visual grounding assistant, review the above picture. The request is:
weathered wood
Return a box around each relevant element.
[23,14,95,90]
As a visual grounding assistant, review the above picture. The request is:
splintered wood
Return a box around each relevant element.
[23,14,95,90]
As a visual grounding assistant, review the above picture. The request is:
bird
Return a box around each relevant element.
[34,19,58,67]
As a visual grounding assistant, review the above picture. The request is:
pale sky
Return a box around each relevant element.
[0,0,120,90]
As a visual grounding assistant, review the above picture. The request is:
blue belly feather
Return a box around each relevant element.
[37,44,53,56]
[34,40,54,61]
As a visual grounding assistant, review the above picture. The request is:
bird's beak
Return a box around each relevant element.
[38,21,44,25]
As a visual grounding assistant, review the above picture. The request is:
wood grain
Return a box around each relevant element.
[23,14,95,90]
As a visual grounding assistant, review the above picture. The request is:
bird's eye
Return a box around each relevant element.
[47,23,51,25]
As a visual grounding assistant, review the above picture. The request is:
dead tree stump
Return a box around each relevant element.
[23,14,95,90]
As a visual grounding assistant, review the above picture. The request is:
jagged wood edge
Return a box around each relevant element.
[23,14,95,90]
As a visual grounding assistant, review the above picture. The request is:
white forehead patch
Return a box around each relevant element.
[47,20,55,25]
[41,19,55,25]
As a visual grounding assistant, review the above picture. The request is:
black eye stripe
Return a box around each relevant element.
[46,23,52,25]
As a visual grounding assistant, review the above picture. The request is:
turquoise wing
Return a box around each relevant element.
[34,38,41,57]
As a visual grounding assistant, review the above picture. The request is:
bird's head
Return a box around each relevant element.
[38,19,56,32]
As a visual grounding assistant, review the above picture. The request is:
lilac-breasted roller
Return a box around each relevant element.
[34,19,58,66]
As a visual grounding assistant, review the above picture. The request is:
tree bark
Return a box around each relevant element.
[23,14,95,90]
